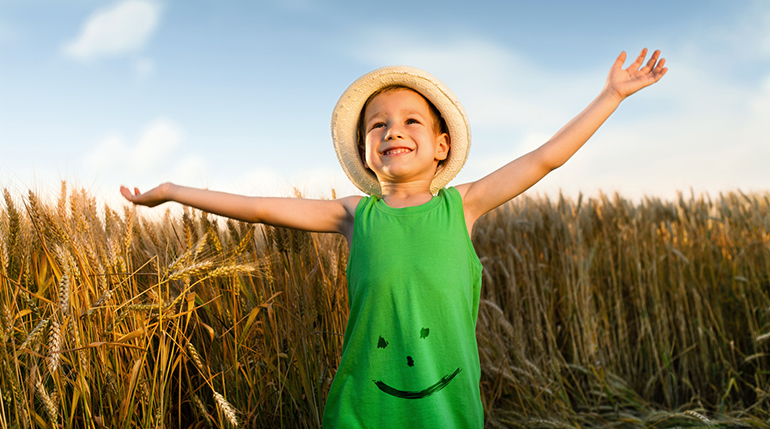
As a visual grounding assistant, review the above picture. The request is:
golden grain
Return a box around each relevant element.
[191,393,213,427]
[47,318,62,374]
[68,317,89,370]
[57,181,68,223]
[683,410,712,425]
[1,186,768,427]
[35,376,58,425]
[91,287,115,310]
[213,391,239,428]
[58,272,71,316]
[186,342,206,374]
[167,260,217,283]
[1,304,12,342]
[20,318,49,351]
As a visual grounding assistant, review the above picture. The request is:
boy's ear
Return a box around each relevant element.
[434,133,450,161]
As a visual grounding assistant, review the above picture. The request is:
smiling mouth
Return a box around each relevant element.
[382,147,412,156]
[373,368,462,399]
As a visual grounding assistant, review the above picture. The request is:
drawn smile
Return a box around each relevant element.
[373,368,462,399]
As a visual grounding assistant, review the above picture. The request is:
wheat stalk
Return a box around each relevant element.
[59,272,71,316]
[128,303,163,313]
[167,260,217,283]
[89,287,115,315]
[182,208,197,251]
[105,310,129,334]
[213,391,239,428]
[20,318,50,351]
[186,342,206,374]
[191,393,214,427]
[47,318,62,374]
[57,181,68,223]
[6,377,30,426]
[104,368,119,398]
[35,376,58,425]
[683,410,712,425]
[205,264,258,279]
[234,224,255,255]
[1,304,12,342]
[69,317,88,370]
[168,232,209,274]
[123,206,134,256]
[3,360,22,412]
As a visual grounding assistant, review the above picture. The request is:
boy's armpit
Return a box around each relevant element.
[254,195,361,238]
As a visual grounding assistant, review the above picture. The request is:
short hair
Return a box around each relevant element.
[356,85,449,147]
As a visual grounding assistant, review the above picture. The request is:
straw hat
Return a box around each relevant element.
[331,66,471,196]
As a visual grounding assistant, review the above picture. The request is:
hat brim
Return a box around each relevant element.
[331,66,471,196]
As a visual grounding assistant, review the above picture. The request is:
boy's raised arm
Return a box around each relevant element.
[120,183,360,240]
[459,49,667,225]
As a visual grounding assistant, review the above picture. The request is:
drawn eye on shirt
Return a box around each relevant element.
[378,336,388,349]
[373,327,461,399]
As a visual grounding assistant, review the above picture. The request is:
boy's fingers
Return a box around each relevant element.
[121,188,138,203]
[613,51,627,68]
[643,50,662,71]
[629,48,648,70]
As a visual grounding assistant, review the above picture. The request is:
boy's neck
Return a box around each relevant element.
[379,180,435,208]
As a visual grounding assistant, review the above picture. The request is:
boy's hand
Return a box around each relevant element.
[605,48,667,101]
[120,183,172,207]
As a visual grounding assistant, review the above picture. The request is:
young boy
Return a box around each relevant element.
[121,49,667,428]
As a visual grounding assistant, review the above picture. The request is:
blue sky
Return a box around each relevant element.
[1,0,769,206]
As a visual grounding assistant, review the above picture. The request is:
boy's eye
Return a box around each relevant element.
[369,122,385,130]
[406,118,420,125]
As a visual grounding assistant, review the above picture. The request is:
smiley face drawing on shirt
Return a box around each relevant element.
[372,327,462,399]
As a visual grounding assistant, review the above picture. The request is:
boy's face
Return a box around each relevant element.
[360,89,449,187]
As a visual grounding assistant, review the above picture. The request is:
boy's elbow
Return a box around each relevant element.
[546,159,565,172]
[534,150,565,173]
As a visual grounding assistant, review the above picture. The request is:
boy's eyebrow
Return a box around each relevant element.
[365,108,428,121]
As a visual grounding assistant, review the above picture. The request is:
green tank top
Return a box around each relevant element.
[323,187,484,428]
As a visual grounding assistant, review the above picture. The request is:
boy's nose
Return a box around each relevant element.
[385,126,404,140]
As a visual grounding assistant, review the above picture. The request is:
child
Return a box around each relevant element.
[121,49,667,428]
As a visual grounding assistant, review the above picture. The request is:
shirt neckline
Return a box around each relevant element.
[373,188,448,215]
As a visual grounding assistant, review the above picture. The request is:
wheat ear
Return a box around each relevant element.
[47,318,62,374]
[213,391,239,427]
[35,376,59,425]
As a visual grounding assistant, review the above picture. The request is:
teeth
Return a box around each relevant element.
[384,148,411,155]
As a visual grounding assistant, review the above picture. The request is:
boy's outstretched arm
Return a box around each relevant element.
[458,49,667,229]
[120,183,361,242]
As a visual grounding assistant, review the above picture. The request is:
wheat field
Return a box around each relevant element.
[1,183,768,428]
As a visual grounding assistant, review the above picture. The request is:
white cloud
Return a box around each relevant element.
[213,167,360,199]
[83,135,125,171]
[84,119,183,175]
[62,0,162,60]
[133,119,181,165]
[169,155,208,185]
